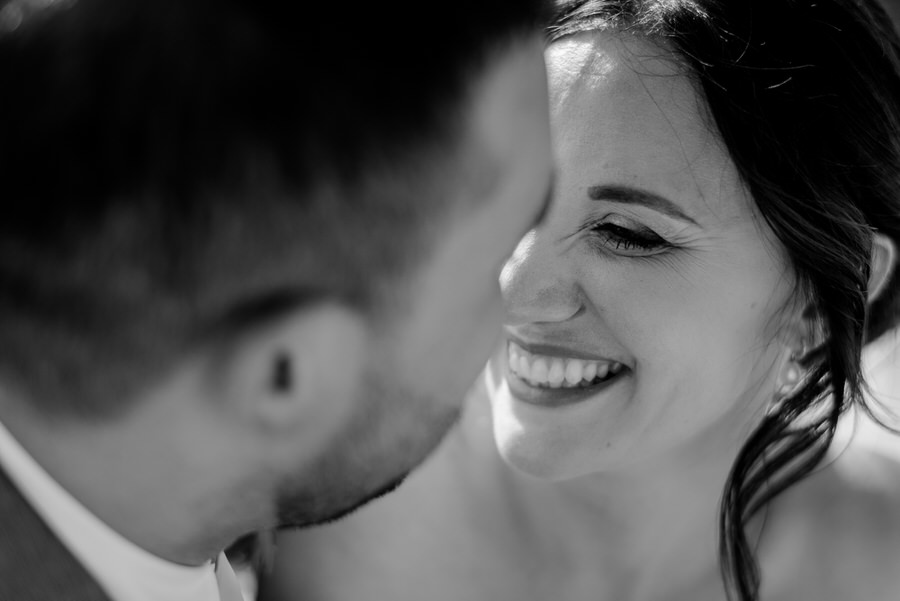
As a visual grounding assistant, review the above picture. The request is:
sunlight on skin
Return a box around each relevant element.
[842,329,900,459]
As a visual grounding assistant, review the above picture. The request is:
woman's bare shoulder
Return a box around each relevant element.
[805,439,900,522]
[761,442,900,601]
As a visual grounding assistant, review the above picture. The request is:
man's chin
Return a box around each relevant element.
[276,472,408,530]
[274,381,464,530]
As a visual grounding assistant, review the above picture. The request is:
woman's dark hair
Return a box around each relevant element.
[548,1,900,599]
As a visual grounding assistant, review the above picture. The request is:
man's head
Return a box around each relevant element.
[0,0,552,545]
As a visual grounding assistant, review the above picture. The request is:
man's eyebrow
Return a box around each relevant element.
[530,172,555,230]
[587,184,699,226]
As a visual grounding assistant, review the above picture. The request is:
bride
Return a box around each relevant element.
[261,1,900,600]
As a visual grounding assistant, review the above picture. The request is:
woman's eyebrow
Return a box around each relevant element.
[587,184,699,226]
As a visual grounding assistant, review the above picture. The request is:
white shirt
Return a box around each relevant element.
[0,418,229,601]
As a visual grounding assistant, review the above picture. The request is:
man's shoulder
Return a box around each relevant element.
[0,467,111,601]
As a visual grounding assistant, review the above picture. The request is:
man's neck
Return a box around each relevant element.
[0,397,254,566]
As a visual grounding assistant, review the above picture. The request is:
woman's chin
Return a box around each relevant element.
[495,436,580,481]
[491,409,595,481]
[488,375,604,481]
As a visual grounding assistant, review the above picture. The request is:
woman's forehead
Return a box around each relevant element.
[545,31,750,225]
[546,32,684,105]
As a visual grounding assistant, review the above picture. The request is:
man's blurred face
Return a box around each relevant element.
[277,35,553,526]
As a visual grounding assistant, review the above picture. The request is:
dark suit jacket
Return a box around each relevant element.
[0,467,111,601]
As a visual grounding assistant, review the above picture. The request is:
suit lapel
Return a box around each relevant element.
[0,467,112,601]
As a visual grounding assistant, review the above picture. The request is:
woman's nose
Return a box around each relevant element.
[500,230,583,326]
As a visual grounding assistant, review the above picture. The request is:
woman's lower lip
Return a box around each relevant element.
[504,366,627,408]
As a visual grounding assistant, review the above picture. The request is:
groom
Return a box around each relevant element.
[0,0,552,599]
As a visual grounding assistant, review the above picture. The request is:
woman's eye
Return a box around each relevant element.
[589,222,670,256]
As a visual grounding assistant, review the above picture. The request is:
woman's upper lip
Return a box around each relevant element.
[505,332,622,364]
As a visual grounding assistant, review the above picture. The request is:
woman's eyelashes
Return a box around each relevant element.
[584,216,672,257]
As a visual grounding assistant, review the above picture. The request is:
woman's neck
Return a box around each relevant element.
[551,449,732,599]
[459,398,755,601]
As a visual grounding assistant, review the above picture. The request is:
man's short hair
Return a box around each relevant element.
[0,0,547,414]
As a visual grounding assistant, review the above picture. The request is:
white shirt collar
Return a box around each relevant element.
[0,417,224,601]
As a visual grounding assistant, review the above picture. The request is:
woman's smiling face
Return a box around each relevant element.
[488,32,803,481]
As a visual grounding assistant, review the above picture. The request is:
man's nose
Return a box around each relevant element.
[500,230,584,326]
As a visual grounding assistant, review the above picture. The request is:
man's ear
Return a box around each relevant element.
[868,232,897,304]
[209,303,370,447]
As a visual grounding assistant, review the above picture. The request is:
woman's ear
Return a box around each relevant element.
[776,301,822,361]
[773,303,820,395]
[868,232,897,303]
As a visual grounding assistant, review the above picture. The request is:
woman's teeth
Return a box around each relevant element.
[507,342,624,389]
